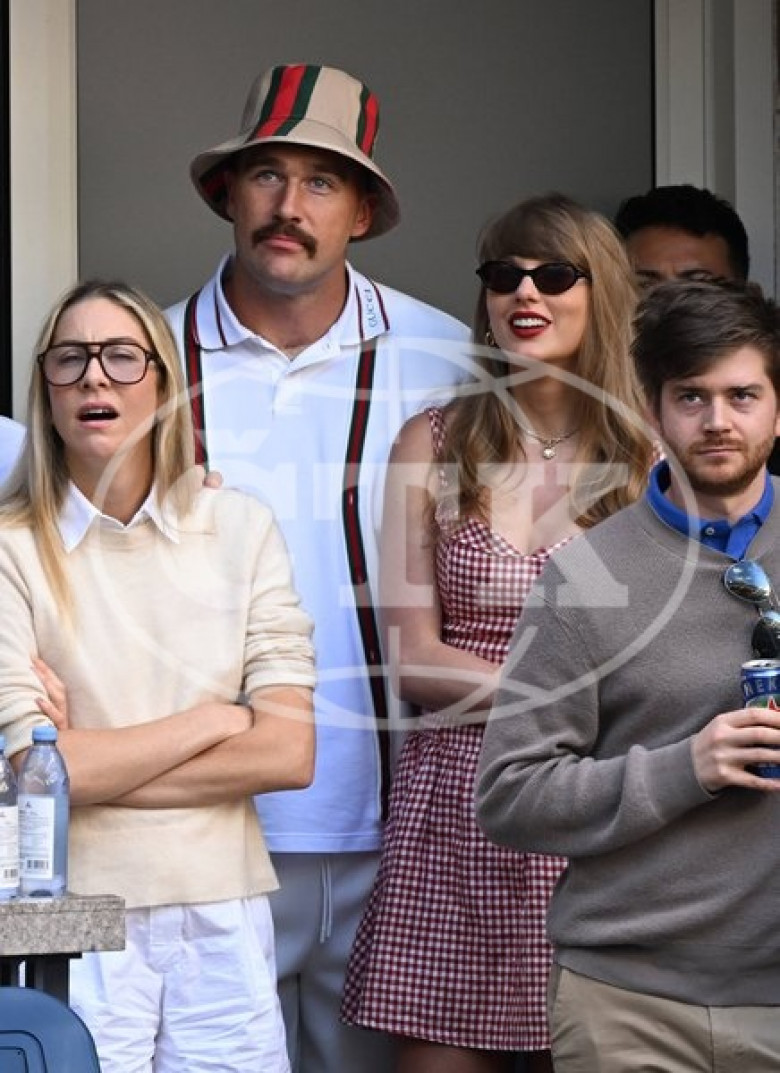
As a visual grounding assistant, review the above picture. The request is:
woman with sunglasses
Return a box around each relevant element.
[342,194,653,1072]
[0,280,315,1073]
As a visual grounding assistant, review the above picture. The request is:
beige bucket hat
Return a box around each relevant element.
[190,63,400,239]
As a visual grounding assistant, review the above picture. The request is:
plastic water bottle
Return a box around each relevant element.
[0,734,19,900]
[18,726,69,897]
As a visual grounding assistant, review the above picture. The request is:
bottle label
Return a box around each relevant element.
[0,804,19,889]
[19,795,55,880]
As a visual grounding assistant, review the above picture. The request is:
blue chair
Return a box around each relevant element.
[0,986,101,1071]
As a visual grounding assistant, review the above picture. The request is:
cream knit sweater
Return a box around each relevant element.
[0,487,315,907]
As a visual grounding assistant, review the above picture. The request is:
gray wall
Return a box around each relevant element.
[77,0,653,324]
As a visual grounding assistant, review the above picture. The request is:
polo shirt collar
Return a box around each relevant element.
[646,459,773,558]
[58,480,180,552]
[196,256,390,354]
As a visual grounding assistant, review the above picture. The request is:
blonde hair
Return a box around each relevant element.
[0,280,196,613]
[446,192,652,527]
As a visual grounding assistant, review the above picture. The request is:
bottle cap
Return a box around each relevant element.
[31,725,58,743]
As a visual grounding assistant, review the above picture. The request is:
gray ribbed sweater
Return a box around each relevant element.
[477,490,780,1005]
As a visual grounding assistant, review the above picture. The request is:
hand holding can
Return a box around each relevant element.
[741,659,780,778]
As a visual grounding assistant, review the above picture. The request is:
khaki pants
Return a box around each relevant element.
[548,965,780,1073]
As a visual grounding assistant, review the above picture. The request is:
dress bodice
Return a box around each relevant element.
[427,406,572,665]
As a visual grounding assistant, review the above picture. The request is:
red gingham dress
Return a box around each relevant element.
[342,408,568,1052]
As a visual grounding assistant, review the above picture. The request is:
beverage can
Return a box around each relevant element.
[741,659,780,778]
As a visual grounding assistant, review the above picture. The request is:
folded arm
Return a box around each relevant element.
[13,701,252,806]
[32,658,314,808]
[110,684,314,808]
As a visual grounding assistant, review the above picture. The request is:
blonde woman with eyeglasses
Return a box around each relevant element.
[0,279,315,1073]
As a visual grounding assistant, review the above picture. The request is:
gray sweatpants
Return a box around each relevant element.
[269,851,396,1073]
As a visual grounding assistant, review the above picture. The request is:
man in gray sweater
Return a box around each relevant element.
[477,280,780,1072]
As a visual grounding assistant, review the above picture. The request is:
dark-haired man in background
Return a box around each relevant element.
[614,183,749,286]
[615,183,780,474]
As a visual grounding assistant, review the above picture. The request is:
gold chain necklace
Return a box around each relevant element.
[521,426,579,460]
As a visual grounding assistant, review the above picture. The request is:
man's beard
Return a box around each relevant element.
[676,431,776,498]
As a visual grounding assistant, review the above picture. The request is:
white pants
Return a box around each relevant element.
[70,896,290,1073]
[269,852,395,1073]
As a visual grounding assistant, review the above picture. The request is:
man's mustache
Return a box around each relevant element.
[691,437,743,451]
[251,222,317,256]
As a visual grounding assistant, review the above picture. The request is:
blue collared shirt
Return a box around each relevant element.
[646,460,773,560]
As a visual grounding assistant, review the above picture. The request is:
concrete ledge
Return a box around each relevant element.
[0,893,125,955]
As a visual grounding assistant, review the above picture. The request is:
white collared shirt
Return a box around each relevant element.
[58,481,180,553]
[167,258,471,853]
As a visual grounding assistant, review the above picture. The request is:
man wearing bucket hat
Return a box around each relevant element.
[167,63,470,1072]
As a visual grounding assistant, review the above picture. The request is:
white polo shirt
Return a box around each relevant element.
[167,258,471,853]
